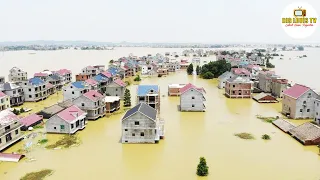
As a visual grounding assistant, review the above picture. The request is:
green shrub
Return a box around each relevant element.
[20,169,53,180]
[261,134,271,140]
[202,72,214,79]
[196,157,209,176]
[234,132,255,140]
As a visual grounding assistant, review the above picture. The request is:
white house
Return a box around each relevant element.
[19,77,49,102]
[8,67,28,83]
[63,81,90,101]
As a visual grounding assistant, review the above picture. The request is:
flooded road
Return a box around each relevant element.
[0,70,319,180]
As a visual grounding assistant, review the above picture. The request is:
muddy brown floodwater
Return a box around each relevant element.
[0,70,320,180]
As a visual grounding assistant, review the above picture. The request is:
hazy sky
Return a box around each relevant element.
[0,0,319,43]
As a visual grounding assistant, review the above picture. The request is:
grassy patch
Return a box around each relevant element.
[234,133,255,140]
[45,135,80,149]
[33,125,44,129]
[261,134,271,140]
[20,169,53,180]
[256,115,278,123]
[38,139,48,144]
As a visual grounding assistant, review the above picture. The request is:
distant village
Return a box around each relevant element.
[0,48,319,162]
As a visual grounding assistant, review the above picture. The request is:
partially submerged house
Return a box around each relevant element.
[0,110,24,151]
[225,76,252,98]
[137,85,160,112]
[258,71,275,93]
[282,84,319,119]
[20,77,49,102]
[253,93,278,103]
[105,96,120,113]
[180,83,206,112]
[63,81,89,101]
[8,67,28,83]
[37,100,73,119]
[168,84,186,96]
[0,91,10,111]
[121,103,164,143]
[157,68,169,76]
[272,119,296,133]
[73,90,106,120]
[288,122,320,145]
[0,82,24,106]
[19,114,44,131]
[314,99,320,124]
[46,105,87,134]
[105,79,126,98]
[217,71,235,89]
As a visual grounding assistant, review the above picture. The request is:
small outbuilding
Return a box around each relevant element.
[288,122,320,145]
[272,119,296,133]
[19,114,44,131]
[253,93,278,103]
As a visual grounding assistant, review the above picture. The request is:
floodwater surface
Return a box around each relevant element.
[0,49,319,180]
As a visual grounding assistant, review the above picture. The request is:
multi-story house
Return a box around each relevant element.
[121,103,164,143]
[231,68,250,78]
[34,72,50,82]
[246,64,262,80]
[0,110,24,151]
[0,92,10,111]
[75,65,105,81]
[93,74,110,94]
[85,79,99,90]
[282,84,319,119]
[53,69,72,84]
[225,76,253,98]
[47,74,64,91]
[0,82,25,106]
[123,65,135,77]
[0,77,5,84]
[137,85,160,112]
[167,61,180,72]
[217,71,235,89]
[258,71,275,93]
[180,83,206,112]
[8,67,28,83]
[73,90,106,120]
[314,99,320,124]
[168,84,186,96]
[20,77,49,102]
[105,79,126,98]
[63,81,90,101]
[271,78,288,98]
[46,105,87,134]
[105,96,120,113]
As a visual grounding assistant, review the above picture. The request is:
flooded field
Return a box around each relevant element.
[0,70,320,180]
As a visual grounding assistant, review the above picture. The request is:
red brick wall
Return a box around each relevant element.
[76,75,90,81]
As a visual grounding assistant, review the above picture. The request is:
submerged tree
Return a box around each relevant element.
[196,157,209,176]
[196,65,200,75]
[123,89,131,107]
[187,64,194,75]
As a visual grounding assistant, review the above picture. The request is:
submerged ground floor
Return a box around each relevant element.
[0,72,320,180]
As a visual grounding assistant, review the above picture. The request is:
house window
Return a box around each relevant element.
[60,125,65,130]
[192,104,195,107]
[0,138,1,144]
[307,109,310,112]
[318,103,319,106]
[233,85,235,88]
[192,96,195,99]
[15,129,18,135]
[29,89,31,92]
[54,127,56,129]
[29,95,32,98]
[71,124,74,128]
[72,91,75,94]
[125,129,128,131]
[300,109,303,112]
[116,88,118,91]
[135,121,139,125]
[316,112,318,116]
[140,132,144,136]
[303,101,306,104]
[125,140,128,143]
[132,133,135,136]
[24,83,27,85]
[82,103,85,106]
[71,86,73,88]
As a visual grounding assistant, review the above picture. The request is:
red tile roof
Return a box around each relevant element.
[0,91,7,98]
[180,83,206,94]
[247,64,260,69]
[19,114,43,127]
[100,71,112,78]
[232,68,250,75]
[283,84,310,99]
[57,105,86,122]
[34,72,48,77]
[85,79,98,86]
[46,83,54,89]
[0,153,25,162]
[55,69,71,76]
[83,90,104,101]
[114,79,126,87]
[272,78,288,84]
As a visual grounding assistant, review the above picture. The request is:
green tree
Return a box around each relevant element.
[202,72,214,79]
[109,59,114,64]
[297,46,304,51]
[197,157,209,176]
[134,75,141,81]
[20,108,25,113]
[12,109,20,115]
[200,60,231,78]
[123,89,131,107]
[196,66,200,75]
[187,64,194,75]
[266,58,275,68]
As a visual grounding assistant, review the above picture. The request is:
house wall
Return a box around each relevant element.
[258,74,272,92]
[46,116,71,134]
[63,86,84,101]
[105,83,125,98]
[3,88,25,106]
[8,69,28,82]
[168,87,180,96]
[282,95,296,118]
[271,81,287,98]
[180,89,205,112]
[0,95,10,110]
[225,82,252,98]
[0,121,24,151]
[121,112,157,143]
[76,74,91,81]
[314,99,320,124]
[20,82,49,102]
[293,89,318,119]
[73,96,105,119]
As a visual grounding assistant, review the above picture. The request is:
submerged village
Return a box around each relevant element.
[0,48,320,179]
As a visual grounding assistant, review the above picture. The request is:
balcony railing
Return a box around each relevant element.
[0,123,23,136]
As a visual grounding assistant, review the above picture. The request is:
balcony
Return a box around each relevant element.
[0,123,23,136]
[12,91,24,97]
[0,133,25,151]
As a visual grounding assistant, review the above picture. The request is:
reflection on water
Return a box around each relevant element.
[0,49,320,180]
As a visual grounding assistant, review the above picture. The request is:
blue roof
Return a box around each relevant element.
[137,85,159,96]
[50,74,60,80]
[93,74,108,82]
[108,67,118,76]
[29,77,45,86]
[72,81,85,89]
